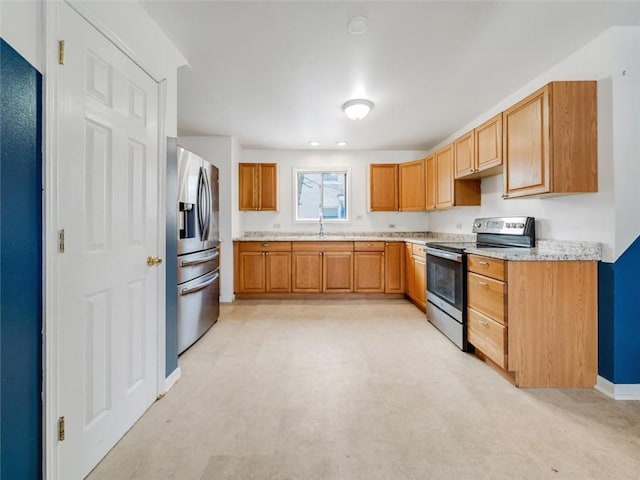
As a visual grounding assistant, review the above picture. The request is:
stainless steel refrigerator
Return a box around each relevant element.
[176,145,220,354]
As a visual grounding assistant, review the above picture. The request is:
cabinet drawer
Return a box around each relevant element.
[467,308,507,369]
[467,272,506,324]
[412,243,427,258]
[354,241,385,252]
[239,241,291,252]
[468,255,505,281]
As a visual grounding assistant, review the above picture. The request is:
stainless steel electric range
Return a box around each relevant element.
[425,217,535,351]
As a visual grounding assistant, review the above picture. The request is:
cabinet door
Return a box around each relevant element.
[435,144,454,209]
[454,131,475,179]
[258,163,277,211]
[239,163,257,210]
[399,159,426,211]
[291,251,322,292]
[503,86,550,197]
[475,112,503,172]
[265,251,290,293]
[354,252,384,293]
[384,242,405,293]
[323,251,353,293]
[370,164,398,211]
[425,155,436,211]
[238,251,265,292]
[404,243,415,299]
[413,255,427,309]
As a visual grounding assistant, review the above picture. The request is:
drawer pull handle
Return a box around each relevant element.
[262,243,269,247]
[478,261,489,266]
[366,243,372,246]
[477,281,488,286]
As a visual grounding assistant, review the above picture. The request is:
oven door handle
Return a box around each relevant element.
[425,247,463,262]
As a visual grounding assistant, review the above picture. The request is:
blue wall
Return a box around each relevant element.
[0,38,43,479]
[598,235,640,384]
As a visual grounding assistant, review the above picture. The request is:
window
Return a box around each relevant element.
[294,169,349,221]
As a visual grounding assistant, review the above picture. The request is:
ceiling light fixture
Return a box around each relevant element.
[309,140,320,147]
[336,141,348,147]
[342,99,374,120]
[347,16,368,35]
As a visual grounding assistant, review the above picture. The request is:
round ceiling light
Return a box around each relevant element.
[342,99,374,120]
[347,16,368,35]
[309,140,320,147]
[336,141,348,147]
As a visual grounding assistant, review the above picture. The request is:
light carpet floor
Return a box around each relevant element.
[87,299,640,479]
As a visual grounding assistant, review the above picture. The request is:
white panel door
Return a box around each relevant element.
[56,4,160,478]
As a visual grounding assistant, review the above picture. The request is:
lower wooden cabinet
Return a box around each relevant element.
[292,242,353,293]
[354,242,385,293]
[235,240,408,298]
[405,242,426,311]
[467,254,597,388]
[236,242,291,293]
[384,242,405,293]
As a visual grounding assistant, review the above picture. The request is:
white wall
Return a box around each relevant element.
[611,28,640,260]
[425,28,623,262]
[179,136,238,302]
[1,0,43,70]
[241,150,429,234]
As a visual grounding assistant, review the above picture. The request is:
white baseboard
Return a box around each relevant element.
[164,366,182,393]
[596,375,640,400]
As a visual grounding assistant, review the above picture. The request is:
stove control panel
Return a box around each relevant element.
[472,217,535,236]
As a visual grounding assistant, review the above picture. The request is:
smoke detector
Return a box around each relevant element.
[347,16,368,35]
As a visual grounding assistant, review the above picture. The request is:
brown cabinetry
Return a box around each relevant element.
[354,242,385,293]
[369,164,399,211]
[384,242,405,294]
[399,159,426,211]
[503,81,597,198]
[236,242,291,293]
[467,254,597,388]
[405,242,426,311]
[239,163,277,211]
[435,144,481,209]
[292,242,353,293]
[454,113,503,179]
[425,155,436,211]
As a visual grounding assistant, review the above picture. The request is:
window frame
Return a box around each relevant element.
[293,167,351,223]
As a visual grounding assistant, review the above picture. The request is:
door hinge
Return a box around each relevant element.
[58,229,65,253]
[58,40,65,65]
[58,416,65,441]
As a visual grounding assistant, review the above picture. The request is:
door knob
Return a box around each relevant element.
[147,256,163,266]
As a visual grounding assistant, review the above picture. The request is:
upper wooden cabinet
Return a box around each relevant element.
[453,131,475,179]
[435,144,481,209]
[475,113,503,175]
[425,155,436,211]
[503,81,597,198]
[454,113,503,180]
[369,164,399,211]
[238,163,277,211]
[399,159,426,211]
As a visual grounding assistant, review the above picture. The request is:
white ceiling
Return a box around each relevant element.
[141,1,640,151]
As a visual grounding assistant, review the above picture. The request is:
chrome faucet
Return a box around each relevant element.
[318,211,325,238]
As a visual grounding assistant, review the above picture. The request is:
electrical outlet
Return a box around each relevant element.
[273,223,281,229]
[388,224,396,229]
[455,223,463,230]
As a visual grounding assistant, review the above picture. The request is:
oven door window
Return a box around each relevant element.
[427,255,463,311]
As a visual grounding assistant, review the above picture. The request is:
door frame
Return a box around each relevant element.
[43,1,168,478]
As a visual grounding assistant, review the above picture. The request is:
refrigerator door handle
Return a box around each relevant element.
[179,250,219,267]
[197,167,206,238]
[203,168,212,240]
[180,271,219,296]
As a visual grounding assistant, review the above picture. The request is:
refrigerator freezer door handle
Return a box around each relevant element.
[180,272,219,296]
